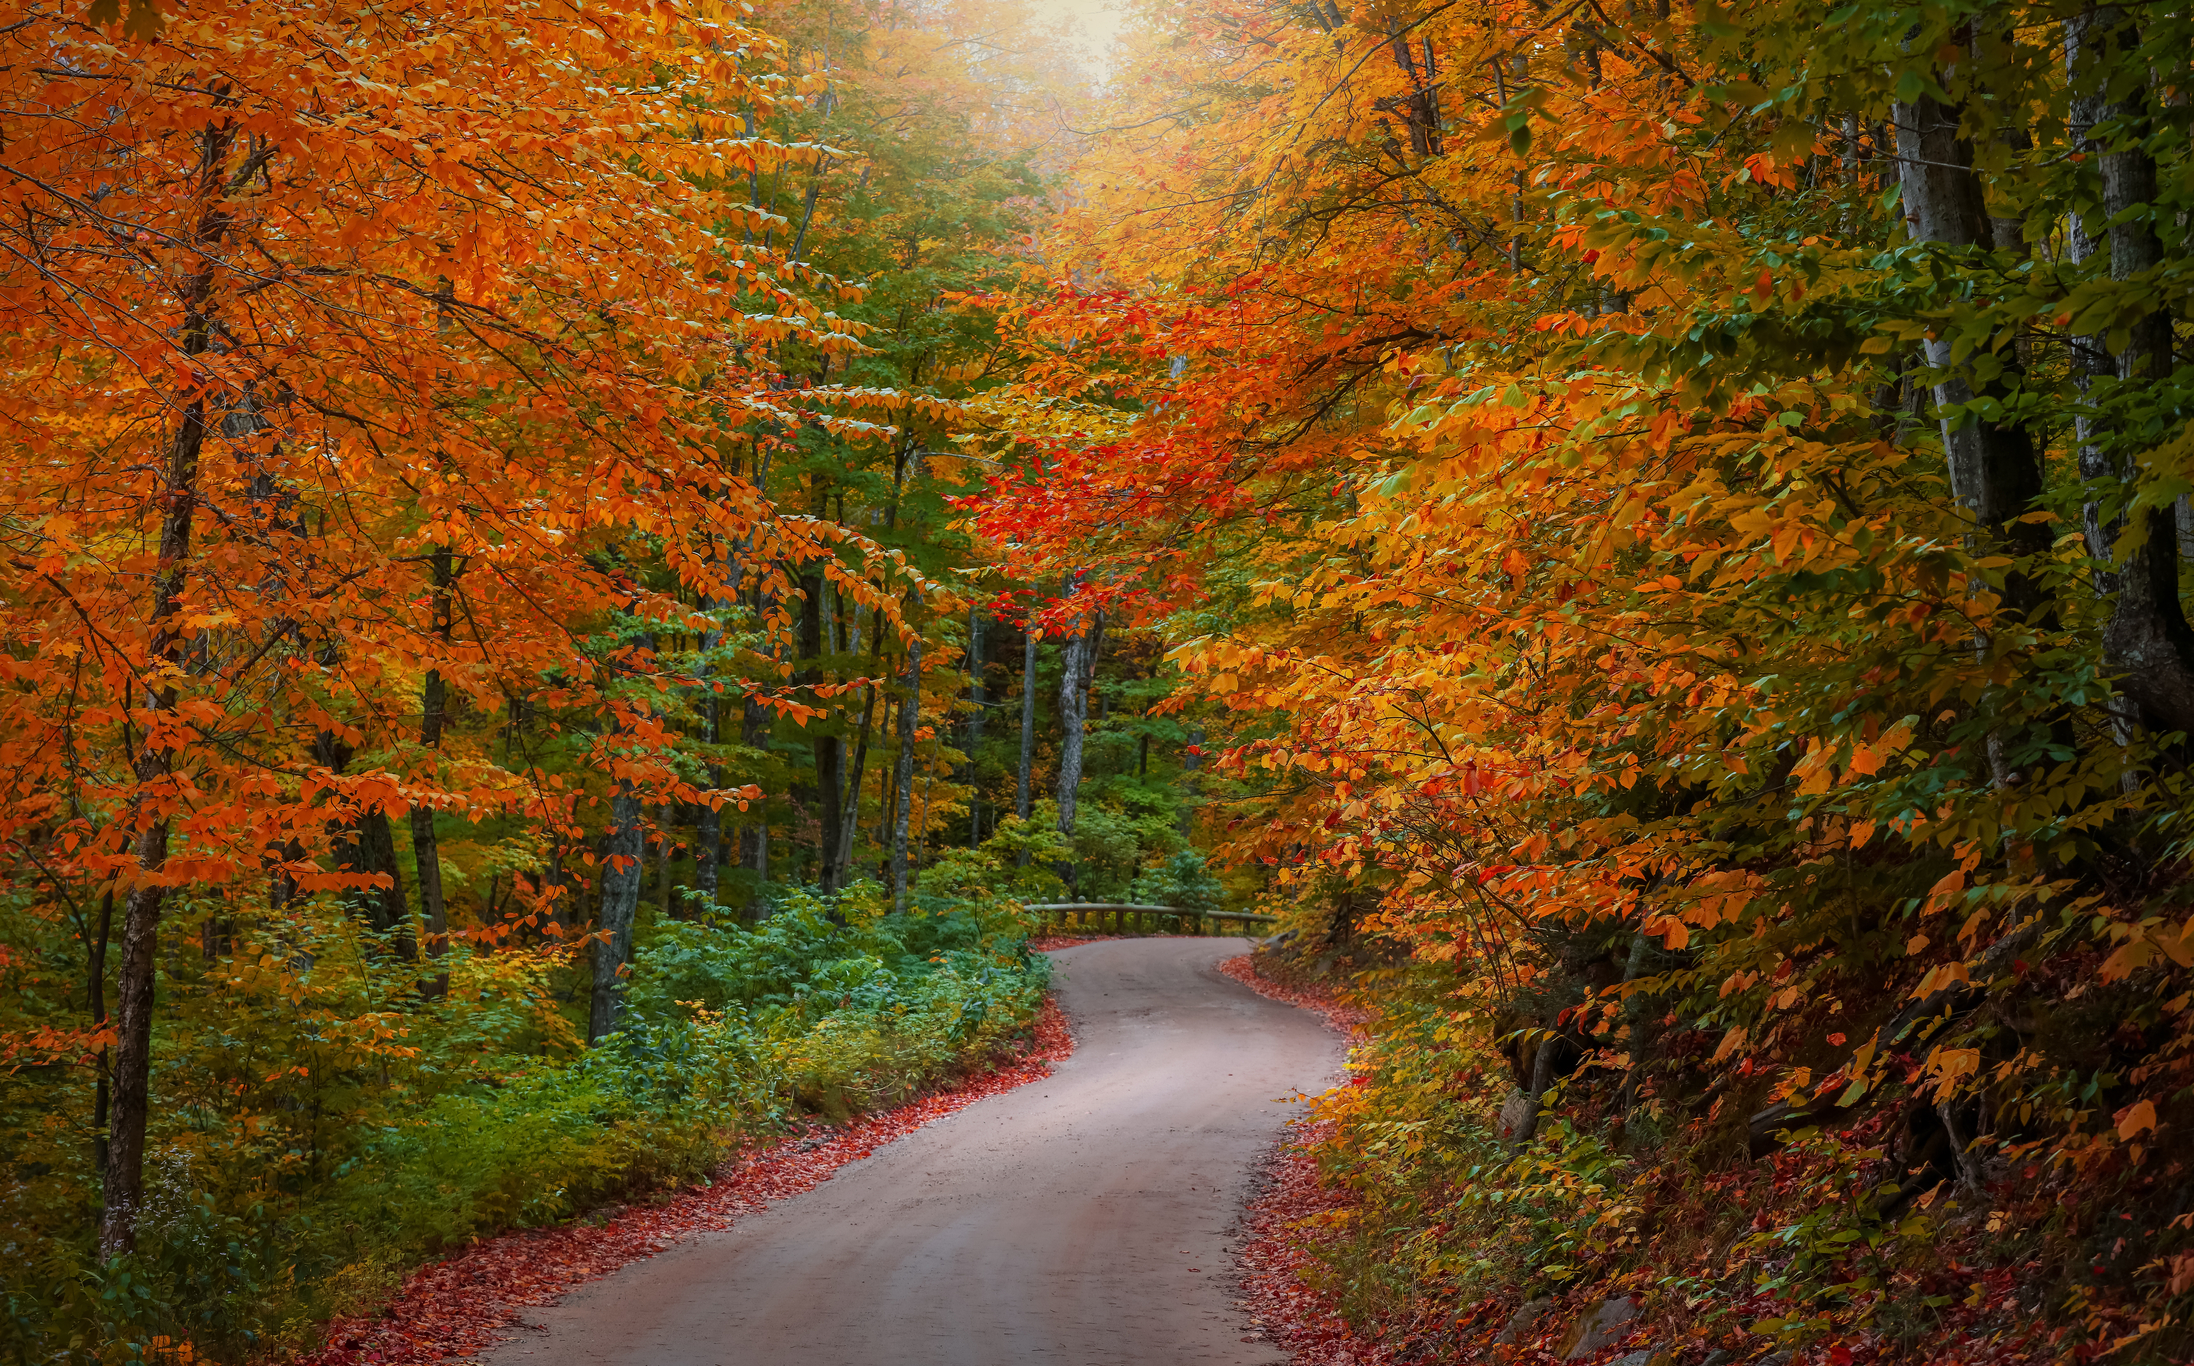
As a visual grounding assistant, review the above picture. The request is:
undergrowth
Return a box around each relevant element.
[1261,929,2191,1366]
[0,880,1047,1364]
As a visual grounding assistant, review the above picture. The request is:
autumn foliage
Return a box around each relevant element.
[12,0,2194,1356]
[0,0,1111,1357]
[972,0,2194,1358]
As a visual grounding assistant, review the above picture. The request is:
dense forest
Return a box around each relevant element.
[3,0,2193,1360]
[0,0,1219,1355]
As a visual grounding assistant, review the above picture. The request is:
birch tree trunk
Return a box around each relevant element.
[1056,627,1087,834]
[1054,587,1092,892]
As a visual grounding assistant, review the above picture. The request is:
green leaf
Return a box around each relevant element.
[87,0,164,37]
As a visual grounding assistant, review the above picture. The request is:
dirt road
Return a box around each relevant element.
[483,937,1344,1366]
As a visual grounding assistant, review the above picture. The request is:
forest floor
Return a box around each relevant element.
[1219,955,1396,1366]
[298,998,1077,1365]
[466,936,1340,1366]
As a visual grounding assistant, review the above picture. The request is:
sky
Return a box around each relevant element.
[1023,0,1122,75]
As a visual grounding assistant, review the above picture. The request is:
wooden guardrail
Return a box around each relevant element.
[1022,902,1280,938]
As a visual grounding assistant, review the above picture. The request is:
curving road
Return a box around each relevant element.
[483,937,1344,1366]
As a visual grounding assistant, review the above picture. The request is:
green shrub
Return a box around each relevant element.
[1128,848,1225,915]
[2,872,1049,1364]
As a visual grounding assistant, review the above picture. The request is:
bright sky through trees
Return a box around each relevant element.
[5,0,2194,1360]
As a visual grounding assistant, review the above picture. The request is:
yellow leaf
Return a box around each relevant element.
[2117,1099,2158,1140]
[2101,939,2157,984]
[1710,1025,1747,1063]
[2156,920,2194,969]
[1923,1046,1980,1101]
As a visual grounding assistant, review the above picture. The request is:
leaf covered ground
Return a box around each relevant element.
[301,996,1072,1365]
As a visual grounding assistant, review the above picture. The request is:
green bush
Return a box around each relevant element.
[1128,847,1225,915]
[0,873,1049,1364]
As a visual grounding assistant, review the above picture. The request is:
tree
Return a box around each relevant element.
[970,0,2194,1347]
[0,0,857,1256]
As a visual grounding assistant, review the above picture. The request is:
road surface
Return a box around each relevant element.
[484,936,1344,1366]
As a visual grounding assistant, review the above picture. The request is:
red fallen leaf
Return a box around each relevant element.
[1221,958,1389,1366]
[297,996,1074,1366]
[1028,935,1105,951]
[1216,955,1372,1037]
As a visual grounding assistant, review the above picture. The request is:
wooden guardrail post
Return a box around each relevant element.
[1022,903,1280,937]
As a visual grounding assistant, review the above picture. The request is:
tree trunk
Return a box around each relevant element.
[1509,1028,1561,1150]
[412,548,453,993]
[590,783,644,1043]
[696,554,741,908]
[100,223,220,1254]
[1015,619,1039,867]
[813,735,843,891]
[2065,11,2145,766]
[310,721,412,950]
[2067,6,2194,734]
[1056,628,1087,836]
[696,693,722,905]
[1892,87,2047,614]
[836,607,881,879]
[355,807,411,952]
[965,605,984,844]
[891,631,921,912]
[657,812,676,918]
[798,568,845,892]
[89,887,113,1191]
[1180,725,1203,837]
[1054,592,1091,893]
[738,682,770,898]
[1616,932,1652,1114]
[2068,13,2116,591]
[1893,60,2055,795]
[876,692,897,870]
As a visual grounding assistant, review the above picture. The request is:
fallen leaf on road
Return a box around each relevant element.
[300,997,1074,1365]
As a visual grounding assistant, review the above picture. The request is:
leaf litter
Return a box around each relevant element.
[300,995,1074,1365]
[1220,953,1392,1366]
